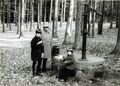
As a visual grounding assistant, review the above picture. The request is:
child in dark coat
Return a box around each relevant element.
[31,29,44,76]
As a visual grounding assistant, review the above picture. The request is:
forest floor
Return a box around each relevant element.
[0,22,120,86]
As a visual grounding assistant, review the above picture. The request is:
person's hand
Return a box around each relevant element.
[37,40,42,45]
[41,53,44,58]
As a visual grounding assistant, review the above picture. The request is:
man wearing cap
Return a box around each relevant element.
[42,26,52,72]
[31,29,44,76]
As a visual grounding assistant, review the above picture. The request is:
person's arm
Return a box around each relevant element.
[63,56,75,66]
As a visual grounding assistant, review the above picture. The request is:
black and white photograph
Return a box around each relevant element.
[0,0,120,86]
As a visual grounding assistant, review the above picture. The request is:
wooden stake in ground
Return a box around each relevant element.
[62,0,74,45]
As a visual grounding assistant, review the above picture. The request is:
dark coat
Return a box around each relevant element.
[31,36,44,61]
[62,55,76,70]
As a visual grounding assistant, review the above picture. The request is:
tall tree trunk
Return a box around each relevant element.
[0,0,2,24]
[63,0,66,22]
[19,0,25,38]
[30,0,34,32]
[17,0,21,34]
[40,0,43,27]
[111,1,120,54]
[2,0,5,33]
[49,0,53,23]
[73,0,83,50]
[91,0,95,37]
[52,0,58,38]
[97,1,105,35]
[110,0,113,29]
[8,1,11,30]
[43,0,46,27]
[116,1,119,28]
[14,0,17,25]
[88,1,91,36]
[62,0,74,45]
[37,0,40,27]
[60,0,63,27]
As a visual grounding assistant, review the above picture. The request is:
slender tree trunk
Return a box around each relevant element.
[91,0,95,37]
[43,0,46,27]
[49,0,53,23]
[73,0,83,50]
[116,1,119,28]
[30,0,34,31]
[40,0,43,27]
[2,0,5,33]
[14,0,17,25]
[19,0,25,38]
[97,1,105,35]
[17,0,21,34]
[60,0,63,27]
[111,1,120,54]
[88,1,91,36]
[37,0,40,27]
[52,0,58,38]
[110,0,113,29]
[0,0,2,24]
[8,1,11,30]
[63,0,66,22]
[62,0,74,45]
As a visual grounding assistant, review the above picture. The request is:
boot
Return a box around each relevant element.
[36,59,42,76]
[42,58,47,72]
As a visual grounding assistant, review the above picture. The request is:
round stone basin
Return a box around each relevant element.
[74,52,105,70]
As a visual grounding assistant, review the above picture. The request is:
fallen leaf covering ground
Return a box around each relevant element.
[0,23,120,86]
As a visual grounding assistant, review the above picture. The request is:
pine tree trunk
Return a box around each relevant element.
[2,0,5,33]
[63,0,66,22]
[8,1,11,30]
[30,0,34,32]
[37,0,40,27]
[49,0,53,23]
[73,0,83,50]
[111,1,120,54]
[60,0,63,27]
[19,0,25,38]
[97,1,104,35]
[62,0,74,45]
[91,0,95,37]
[43,0,46,27]
[110,0,113,29]
[40,0,43,27]
[52,0,58,38]
[17,0,21,34]
[14,0,17,25]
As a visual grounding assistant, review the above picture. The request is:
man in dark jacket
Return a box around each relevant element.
[58,49,76,81]
[31,29,44,76]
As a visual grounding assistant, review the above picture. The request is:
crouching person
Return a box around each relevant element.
[31,29,44,76]
[58,49,76,81]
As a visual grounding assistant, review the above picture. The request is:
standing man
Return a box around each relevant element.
[42,26,52,72]
[31,29,44,76]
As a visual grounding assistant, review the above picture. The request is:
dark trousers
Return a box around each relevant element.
[58,65,76,81]
[32,59,42,75]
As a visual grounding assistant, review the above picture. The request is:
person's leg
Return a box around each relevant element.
[36,59,42,75]
[42,58,47,72]
[32,60,36,76]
